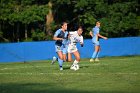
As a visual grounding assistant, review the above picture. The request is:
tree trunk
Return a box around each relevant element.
[17,22,20,42]
[25,24,28,40]
[0,21,1,32]
[46,1,54,36]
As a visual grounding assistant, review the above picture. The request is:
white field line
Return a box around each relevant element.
[1,57,134,71]
[0,72,92,75]
[0,72,138,75]
[0,64,105,71]
[0,66,49,70]
[103,58,140,61]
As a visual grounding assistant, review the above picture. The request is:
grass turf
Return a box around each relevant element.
[0,56,140,93]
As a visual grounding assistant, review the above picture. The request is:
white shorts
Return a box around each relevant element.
[68,44,78,53]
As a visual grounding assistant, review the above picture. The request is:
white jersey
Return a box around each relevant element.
[68,31,83,53]
[69,31,83,45]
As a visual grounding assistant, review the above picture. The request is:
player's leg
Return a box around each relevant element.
[53,45,64,70]
[62,47,67,62]
[67,44,73,62]
[70,50,80,70]
[57,51,64,70]
[73,51,80,62]
[67,52,72,62]
[90,45,99,62]
[51,45,61,64]
[63,48,67,62]
[63,54,67,62]
[90,41,100,62]
[95,46,100,61]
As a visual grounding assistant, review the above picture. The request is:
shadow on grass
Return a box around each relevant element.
[0,83,138,93]
[1,83,90,93]
[1,83,138,93]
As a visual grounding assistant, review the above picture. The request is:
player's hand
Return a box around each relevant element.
[81,44,84,47]
[59,38,63,40]
[104,37,108,40]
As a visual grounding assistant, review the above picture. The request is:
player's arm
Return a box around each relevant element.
[89,31,93,37]
[53,30,63,41]
[97,34,108,40]
[80,36,84,47]
[69,31,76,36]
[53,36,63,41]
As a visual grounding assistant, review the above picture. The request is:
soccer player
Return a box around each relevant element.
[68,26,84,70]
[52,22,69,70]
[89,21,108,62]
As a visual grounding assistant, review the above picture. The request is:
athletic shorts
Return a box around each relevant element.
[68,44,78,53]
[55,45,68,54]
[55,45,63,52]
[62,46,68,54]
[92,38,100,46]
[93,41,100,46]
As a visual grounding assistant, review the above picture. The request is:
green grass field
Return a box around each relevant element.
[0,56,140,93]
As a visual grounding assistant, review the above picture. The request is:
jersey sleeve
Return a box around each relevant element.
[80,36,84,44]
[64,31,68,38]
[69,31,77,36]
[54,29,61,37]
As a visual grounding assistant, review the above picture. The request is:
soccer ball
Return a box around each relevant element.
[70,64,79,71]
[51,56,57,65]
[53,56,57,61]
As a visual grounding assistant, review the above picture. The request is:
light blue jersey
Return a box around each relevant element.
[92,26,100,46]
[62,31,69,54]
[54,29,68,53]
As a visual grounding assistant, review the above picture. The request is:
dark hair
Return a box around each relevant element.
[78,26,83,30]
[61,22,68,26]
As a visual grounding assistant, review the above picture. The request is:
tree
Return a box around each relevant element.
[20,4,49,40]
[0,0,139,42]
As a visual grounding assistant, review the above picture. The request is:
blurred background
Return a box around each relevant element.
[0,0,139,42]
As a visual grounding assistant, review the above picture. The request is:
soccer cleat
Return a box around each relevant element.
[90,58,94,62]
[95,58,99,62]
[60,67,63,71]
[76,64,79,70]
[51,56,57,65]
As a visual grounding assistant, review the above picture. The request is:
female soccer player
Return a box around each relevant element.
[53,22,68,70]
[89,21,108,62]
[68,27,84,70]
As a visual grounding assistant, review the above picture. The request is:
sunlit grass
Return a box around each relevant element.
[0,56,140,93]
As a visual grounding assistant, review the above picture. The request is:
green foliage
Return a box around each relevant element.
[0,0,139,42]
[32,29,46,41]
[0,31,3,37]
[0,30,9,42]
[21,5,49,24]
[55,0,71,4]
[0,0,49,24]
[23,38,33,42]
[136,16,140,30]
[0,0,49,42]
[72,0,139,37]
[104,2,138,37]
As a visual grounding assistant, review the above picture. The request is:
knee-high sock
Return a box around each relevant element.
[96,51,100,59]
[58,58,63,68]
[92,51,97,59]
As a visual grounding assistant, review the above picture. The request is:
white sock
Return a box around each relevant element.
[73,60,79,65]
